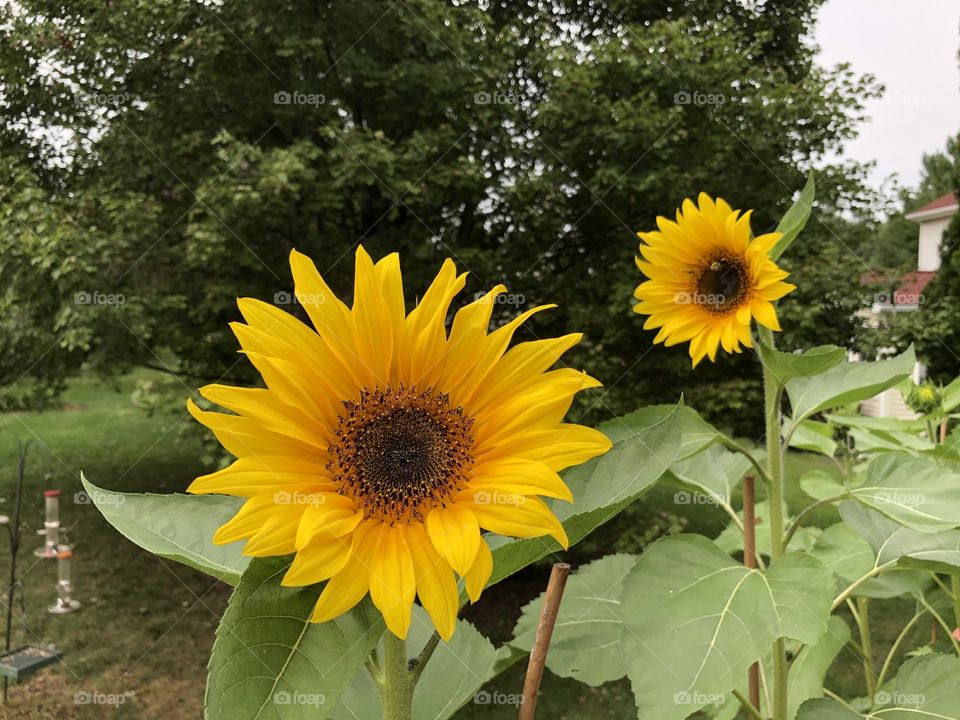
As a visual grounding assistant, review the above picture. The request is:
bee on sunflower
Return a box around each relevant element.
[633,193,796,366]
[186,247,610,641]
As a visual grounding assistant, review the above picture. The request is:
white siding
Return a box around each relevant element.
[860,388,918,420]
[918,217,951,271]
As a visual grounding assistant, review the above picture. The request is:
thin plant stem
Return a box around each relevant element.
[876,611,923,691]
[411,632,441,684]
[366,651,384,687]
[783,493,851,547]
[832,562,900,611]
[823,688,858,712]
[918,596,960,656]
[856,597,876,701]
[721,437,772,486]
[732,689,764,720]
[951,576,960,636]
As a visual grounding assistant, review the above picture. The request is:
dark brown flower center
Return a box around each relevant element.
[693,256,749,314]
[328,386,474,522]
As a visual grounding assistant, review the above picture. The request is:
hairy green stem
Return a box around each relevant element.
[759,327,788,720]
[382,632,414,720]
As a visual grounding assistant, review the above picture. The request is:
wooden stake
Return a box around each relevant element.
[941,418,948,444]
[743,475,761,713]
[519,563,571,720]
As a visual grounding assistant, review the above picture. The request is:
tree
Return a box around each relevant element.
[0,0,878,430]
[900,134,960,380]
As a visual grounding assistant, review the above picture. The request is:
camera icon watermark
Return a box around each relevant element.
[673,90,726,107]
[74,290,126,306]
[74,90,131,107]
[74,690,131,706]
[474,291,525,306]
[473,90,518,106]
[273,690,326,707]
[876,491,926,508]
[273,290,327,307]
[673,491,725,506]
[74,489,124,507]
[874,690,924,707]
[674,291,725,307]
[673,691,725,706]
[274,491,325,506]
[474,491,524,508]
[474,690,523,706]
[273,90,326,108]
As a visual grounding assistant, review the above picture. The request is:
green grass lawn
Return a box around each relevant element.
[0,370,223,719]
[0,374,941,719]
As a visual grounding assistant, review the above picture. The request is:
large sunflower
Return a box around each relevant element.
[187,248,610,640]
[633,193,796,366]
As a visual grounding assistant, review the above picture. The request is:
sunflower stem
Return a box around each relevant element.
[382,631,414,720]
[411,632,441,684]
[759,325,788,720]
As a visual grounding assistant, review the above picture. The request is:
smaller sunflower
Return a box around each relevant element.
[633,193,796,366]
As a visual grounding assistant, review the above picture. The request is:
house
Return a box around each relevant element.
[905,191,959,271]
[859,191,957,418]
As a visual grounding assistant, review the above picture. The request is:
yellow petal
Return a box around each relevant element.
[464,539,493,603]
[475,423,612,472]
[282,535,353,587]
[368,524,416,639]
[310,521,378,623]
[425,504,481,576]
[295,495,364,549]
[350,246,394,384]
[457,491,568,548]
[468,458,573,502]
[187,399,323,461]
[199,385,323,449]
[752,300,782,331]
[406,524,459,641]
[188,455,335,496]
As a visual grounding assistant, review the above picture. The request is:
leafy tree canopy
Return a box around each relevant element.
[0,0,879,430]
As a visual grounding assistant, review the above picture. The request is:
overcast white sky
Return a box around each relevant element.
[814,0,960,192]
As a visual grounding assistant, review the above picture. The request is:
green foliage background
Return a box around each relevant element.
[0,0,885,434]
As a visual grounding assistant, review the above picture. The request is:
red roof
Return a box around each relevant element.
[860,270,936,307]
[909,191,958,215]
[895,271,936,305]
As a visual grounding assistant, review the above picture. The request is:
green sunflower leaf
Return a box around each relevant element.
[758,342,844,386]
[785,346,916,423]
[797,654,960,719]
[669,443,754,509]
[710,615,851,720]
[486,401,690,586]
[620,535,834,720]
[206,557,383,720]
[788,420,839,457]
[847,453,960,533]
[808,523,874,585]
[841,500,960,575]
[509,553,639,687]
[80,473,249,585]
[771,171,815,260]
